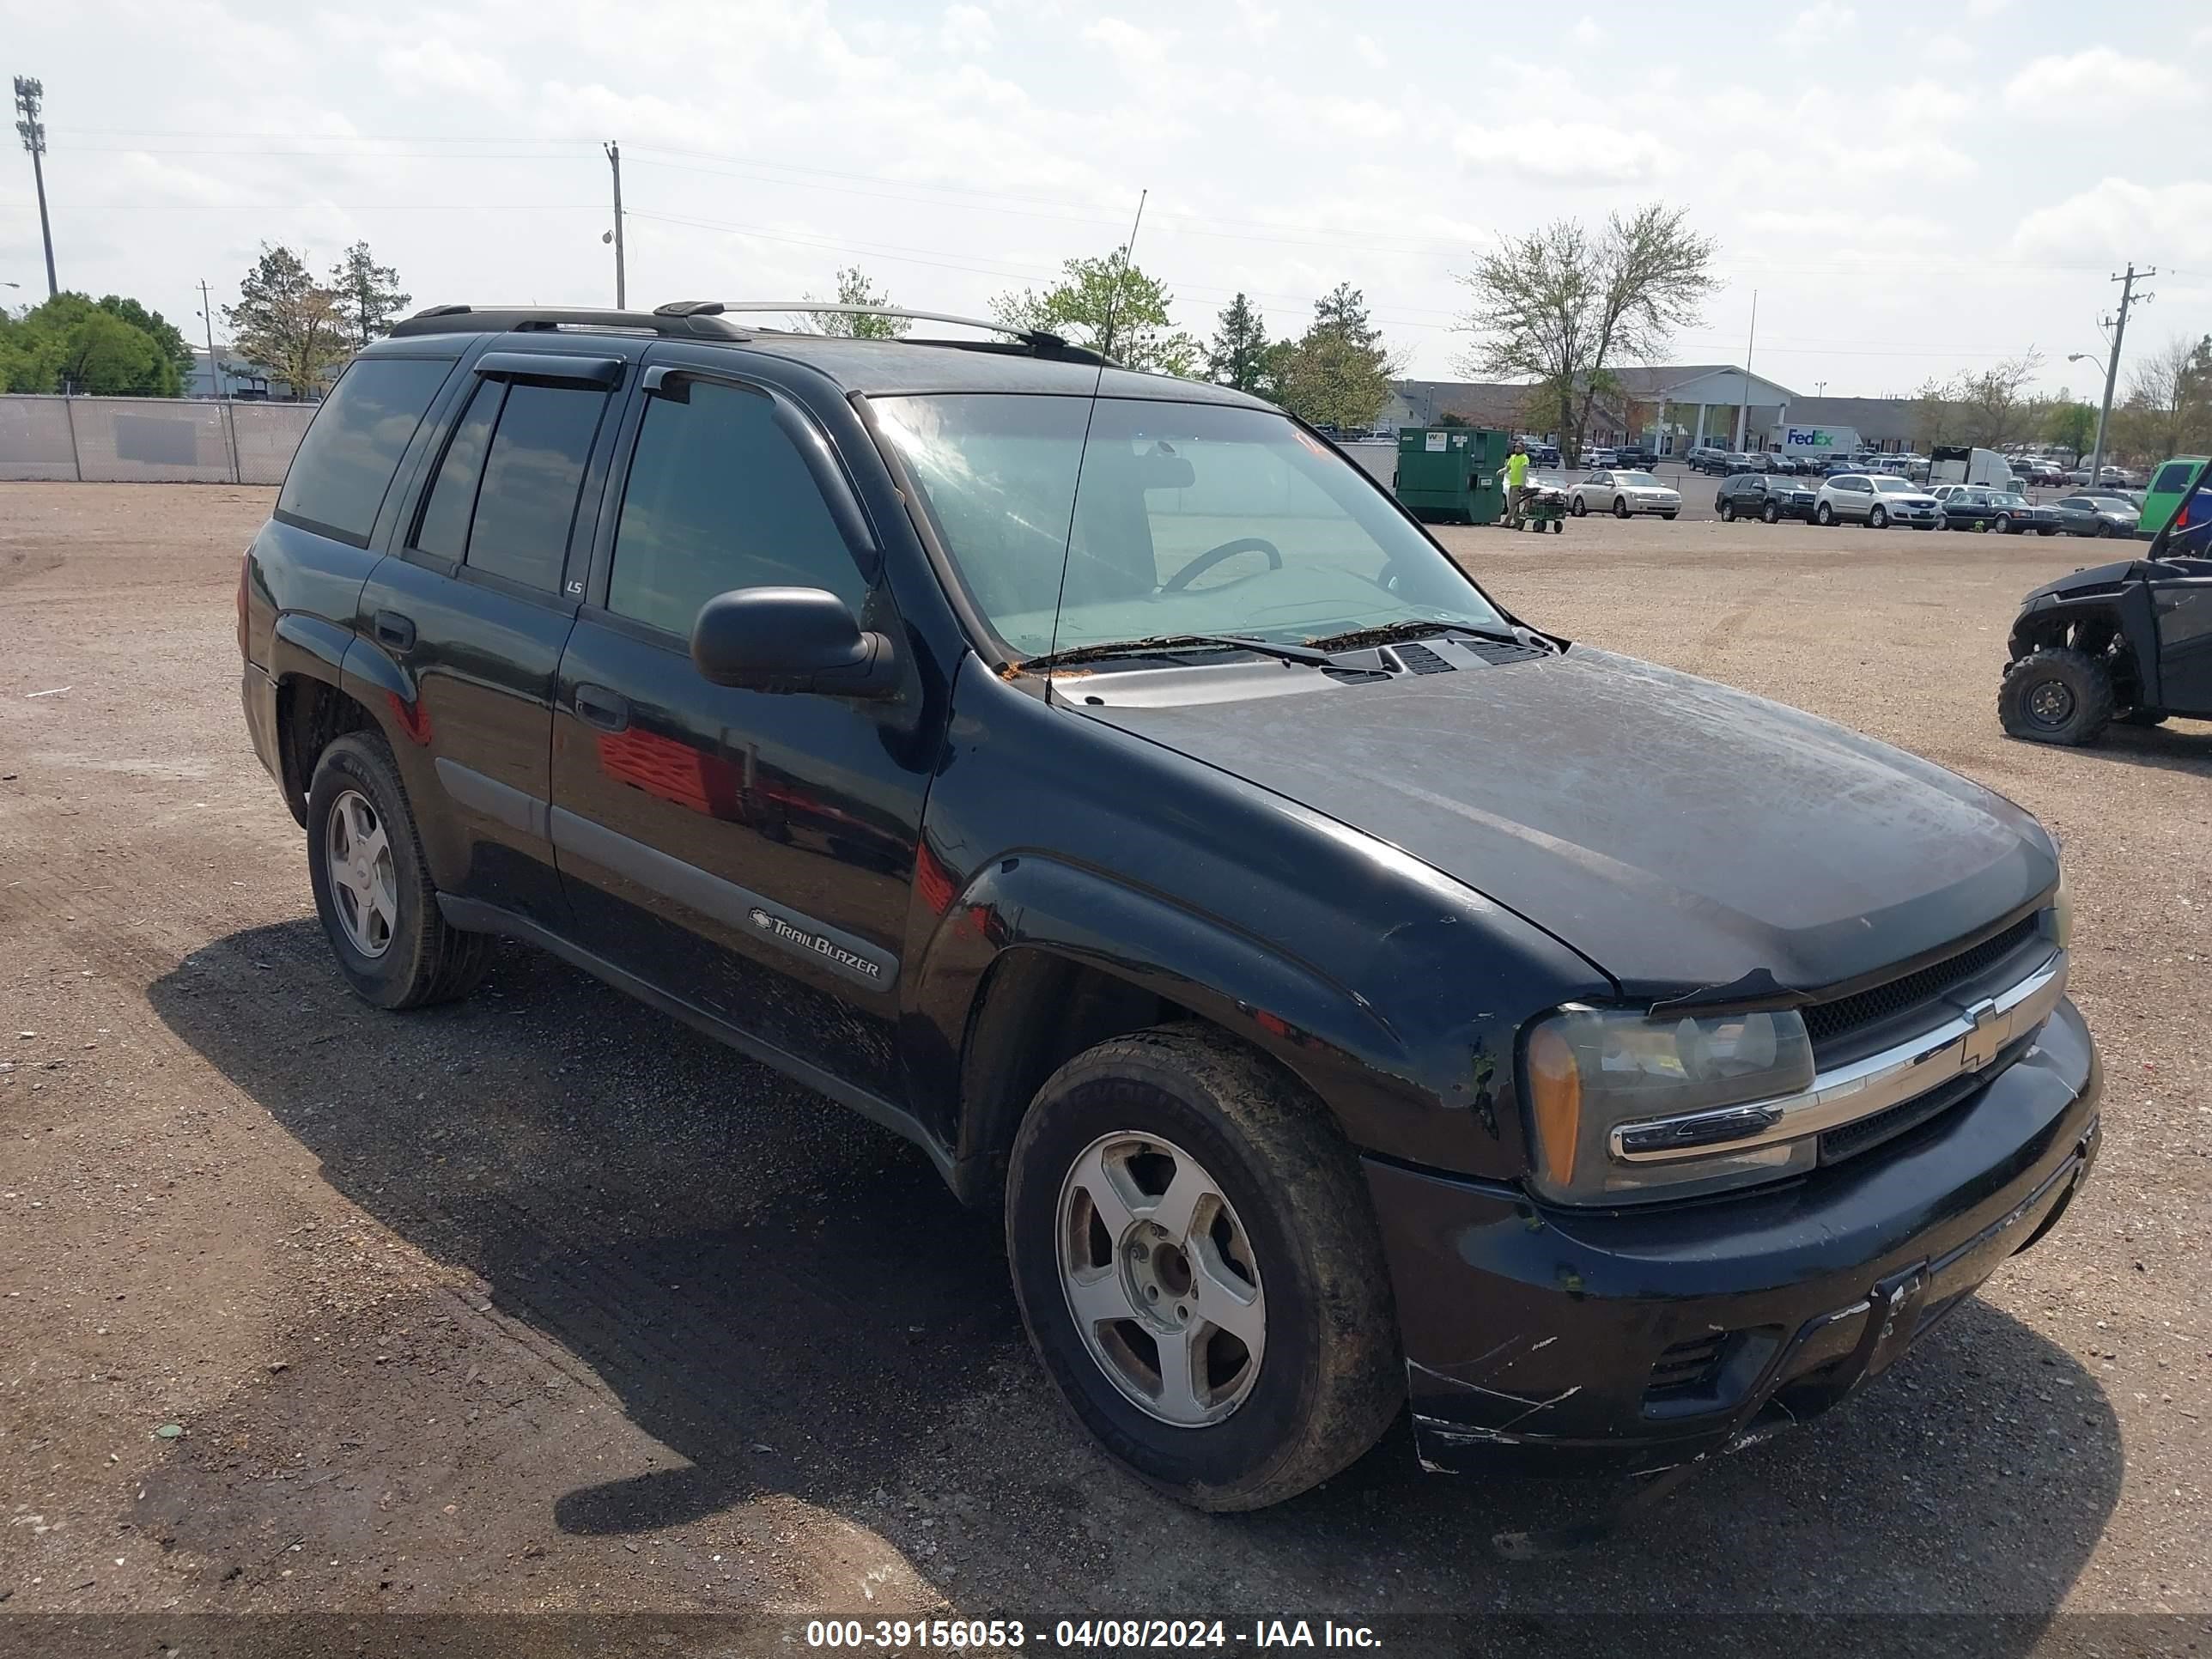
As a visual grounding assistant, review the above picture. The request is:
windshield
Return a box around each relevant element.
[1875,477,1917,493]
[1615,471,1662,488]
[871,394,1508,658]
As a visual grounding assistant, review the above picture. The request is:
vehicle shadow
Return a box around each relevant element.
[145,920,2124,1631]
[2069,720,2212,779]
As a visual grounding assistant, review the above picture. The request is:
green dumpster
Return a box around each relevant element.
[1395,427,1510,525]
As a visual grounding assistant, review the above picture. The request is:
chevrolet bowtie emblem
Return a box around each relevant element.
[1959,998,2004,1072]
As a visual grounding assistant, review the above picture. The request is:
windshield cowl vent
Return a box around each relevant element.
[1390,642,1456,675]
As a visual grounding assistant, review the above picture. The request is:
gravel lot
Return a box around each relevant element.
[0,484,2206,1654]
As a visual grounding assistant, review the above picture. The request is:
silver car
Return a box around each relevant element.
[1814,473,1943,530]
[1568,469,1682,520]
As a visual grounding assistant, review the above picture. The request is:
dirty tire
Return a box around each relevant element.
[1006,1025,1402,1512]
[1997,647,2116,746]
[305,732,489,1009]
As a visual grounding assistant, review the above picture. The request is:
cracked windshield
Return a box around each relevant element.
[871,393,1506,659]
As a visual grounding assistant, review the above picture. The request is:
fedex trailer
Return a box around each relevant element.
[1778,423,1862,461]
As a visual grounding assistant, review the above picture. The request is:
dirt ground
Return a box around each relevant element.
[1,484,2207,1655]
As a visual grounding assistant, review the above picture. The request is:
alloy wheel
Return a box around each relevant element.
[325,788,398,958]
[1056,1132,1265,1428]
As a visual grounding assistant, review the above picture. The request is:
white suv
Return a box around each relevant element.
[1814,472,1942,530]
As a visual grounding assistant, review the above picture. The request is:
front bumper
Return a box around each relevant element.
[1364,996,2100,1475]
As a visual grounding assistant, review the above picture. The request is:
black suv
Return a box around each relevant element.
[240,302,2100,1512]
[1715,472,1817,523]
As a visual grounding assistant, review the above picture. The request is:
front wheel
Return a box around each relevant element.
[1613,496,1632,519]
[2094,520,2113,538]
[306,732,489,1008]
[1998,647,2117,746]
[1816,501,1834,526]
[1569,495,1587,517]
[1869,505,1890,529]
[1761,502,1780,525]
[1661,512,1678,520]
[1006,1027,1402,1512]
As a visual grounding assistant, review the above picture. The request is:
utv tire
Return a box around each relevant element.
[1006,1025,1402,1512]
[306,731,489,1009]
[1998,647,2117,746]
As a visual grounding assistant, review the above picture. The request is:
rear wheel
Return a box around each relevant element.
[306,732,489,1008]
[1720,500,1736,522]
[1006,1026,1402,1511]
[1998,647,2117,746]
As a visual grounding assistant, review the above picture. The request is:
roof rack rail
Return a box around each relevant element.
[655,301,1101,361]
[388,304,750,341]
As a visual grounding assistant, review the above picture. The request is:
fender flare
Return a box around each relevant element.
[908,851,1421,1188]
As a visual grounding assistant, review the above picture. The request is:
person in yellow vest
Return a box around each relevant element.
[1502,441,1531,528]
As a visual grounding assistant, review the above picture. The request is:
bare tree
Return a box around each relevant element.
[1455,204,1719,468]
[2120,331,2212,460]
[1955,350,2045,447]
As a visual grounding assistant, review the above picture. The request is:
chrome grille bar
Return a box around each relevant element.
[1608,949,2068,1164]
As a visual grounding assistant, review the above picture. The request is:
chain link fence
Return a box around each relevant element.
[0,395,315,485]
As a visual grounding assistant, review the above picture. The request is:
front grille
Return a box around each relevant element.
[1816,1030,2033,1165]
[1646,1332,1728,1396]
[1802,916,2040,1049]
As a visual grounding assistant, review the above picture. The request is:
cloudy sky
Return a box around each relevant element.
[3,0,2204,396]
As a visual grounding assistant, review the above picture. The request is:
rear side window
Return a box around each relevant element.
[412,379,504,562]
[276,357,453,544]
[459,381,609,592]
[606,380,867,637]
[2151,461,2198,494]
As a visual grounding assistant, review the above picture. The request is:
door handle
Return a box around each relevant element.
[574,683,630,732]
[374,610,416,651]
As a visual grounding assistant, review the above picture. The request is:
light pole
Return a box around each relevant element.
[13,77,56,298]
[1814,380,1826,398]
[196,280,224,399]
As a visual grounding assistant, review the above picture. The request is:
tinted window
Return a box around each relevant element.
[465,382,609,592]
[276,357,453,543]
[2151,461,2198,494]
[608,380,866,637]
[412,378,505,562]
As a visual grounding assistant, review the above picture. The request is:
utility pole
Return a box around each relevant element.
[197,279,222,398]
[1734,289,1759,450]
[603,141,627,310]
[14,77,56,298]
[2087,263,2152,486]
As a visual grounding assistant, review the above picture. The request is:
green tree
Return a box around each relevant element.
[94,295,193,390]
[330,242,411,349]
[1310,282,1382,352]
[1206,293,1269,392]
[2043,398,2096,458]
[225,245,349,399]
[1455,204,1719,470]
[991,251,1200,377]
[0,292,181,394]
[797,266,911,339]
[1271,328,1392,431]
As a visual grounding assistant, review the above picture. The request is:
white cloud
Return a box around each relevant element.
[1352,32,1386,69]
[2004,48,2188,116]
[1742,208,1942,244]
[1235,0,1282,40]
[1454,119,1676,186]
[1571,15,1601,45]
[2014,178,2212,264]
[1081,16,1175,73]
[1966,0,2014,15]
[939,3,994,52]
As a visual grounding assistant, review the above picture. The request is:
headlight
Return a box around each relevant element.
[1523,1006,1816,1205]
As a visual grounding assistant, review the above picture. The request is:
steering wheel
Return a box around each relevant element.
[1160,537,1283,593]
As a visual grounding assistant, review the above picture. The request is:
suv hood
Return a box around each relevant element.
[1080,647,2054,999]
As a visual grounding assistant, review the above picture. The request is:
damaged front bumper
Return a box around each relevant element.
[1364,996,2100,1475]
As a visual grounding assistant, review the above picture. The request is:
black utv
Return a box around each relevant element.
[1999,460,2212,744]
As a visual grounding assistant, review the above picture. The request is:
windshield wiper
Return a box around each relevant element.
[1020,633,1335,672]
[1301,618,1546,653]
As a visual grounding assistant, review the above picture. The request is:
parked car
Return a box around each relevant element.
[1815,473,1943,529]
[1938,486,2058,535]
[1569,468,1682,519]
[1529,442,1563,469]
[1716,472,1817,522]
[2049,494,2141,538]
[1686,445,1732,474]
[240,301,2097,1509]
[1612,444,1657,468]
[2139,456,2208,538]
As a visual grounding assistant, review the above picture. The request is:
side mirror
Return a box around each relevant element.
[690,586,896,698]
